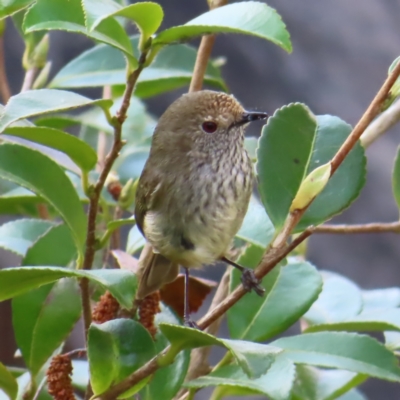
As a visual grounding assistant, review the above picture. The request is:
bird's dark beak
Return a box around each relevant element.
[240,111,269,125]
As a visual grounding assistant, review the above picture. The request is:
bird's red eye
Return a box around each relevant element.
[202,121,218,133]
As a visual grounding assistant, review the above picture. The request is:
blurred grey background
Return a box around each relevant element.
[2,0,400,398]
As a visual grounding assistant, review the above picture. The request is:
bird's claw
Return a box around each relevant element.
[241,268,265,296]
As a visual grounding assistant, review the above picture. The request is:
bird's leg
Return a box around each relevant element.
[222,256,265,296]
[183,267,200,329]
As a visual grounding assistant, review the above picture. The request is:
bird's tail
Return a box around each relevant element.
[135,243,179,300]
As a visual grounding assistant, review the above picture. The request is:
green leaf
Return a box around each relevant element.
[12,224,80,376]
[140,305,190,400]
[236,196,275,248]
[0,89,112,133]
[0,363,18,400]
[0,187,40,216]
[257,105,366,231]
[13,279,81,376]
[0,267,137,309]
[153,1,291,52]
[305,309,400,334]
[0,144,87,255]
[4,127,97,172]
[34,115,79,130]
[23,0,136,68]
[88,319,155,396]
[228,260,322,341]
[293,365,366,400]
[272,332,400,381]
[83,1,163,39]
[0,219,54,256]
[185,356,296,400]
[0,0,35,19]
[22,224,76,266]
[388,56,400,101]
[50,38,226,97]
[126,224,146,254]
[159,324,281,378]
[392,146,400,210]
[303,271,363,326]
[362,287,400,310]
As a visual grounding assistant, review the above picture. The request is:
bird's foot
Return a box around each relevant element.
[241,268,265,296]
[184,317,201,330]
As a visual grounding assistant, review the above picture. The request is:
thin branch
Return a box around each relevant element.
[21,67,39,92]
[79,278,92,337]
[331,61,400,175]
[360,99,400,148]
[0,34,11,103]
[63,348,87,358]
[315,221,400,234]
[188,0,227,93]
[189,35,216,92]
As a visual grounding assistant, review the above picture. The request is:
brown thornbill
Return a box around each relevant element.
[134,90,268,327]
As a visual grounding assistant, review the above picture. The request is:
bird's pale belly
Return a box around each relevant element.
[143,186,250,268]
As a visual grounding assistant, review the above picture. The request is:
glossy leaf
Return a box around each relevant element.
[0,144,86,255]
[153,1,292,52]
[305,309,400,334]
[0,267,137,309]
[140,305,190,400]
[384,331,400,351]
[4,126,97,172]
[392,146,400,210]
[185,356,295,400]
[0,89,112,133]
[23,0,136,67]
[0,219,54,256]
[50,38,226,97]
[257,105,366,231]
[304,271,363,326]
[22,224,76,266]
[13,279,81,376]
[0,187,40,216]
[159,324,281,378]
[363,287,400,310]
[88,319,155,396]
[0,363,18,400]
[126,224,146,254]
[228,260,322,341]
[236,196,275,248]
[293,365,366,400]
[13,224,80,376]
[83,1,163,39]
[272,332,400,381]
[0,0,35,19]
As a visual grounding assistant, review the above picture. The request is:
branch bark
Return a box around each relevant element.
[315,221,400,234]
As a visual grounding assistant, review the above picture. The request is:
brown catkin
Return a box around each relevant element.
[92,291,120,323]
[139,291,161,338]
[46,355,74,400]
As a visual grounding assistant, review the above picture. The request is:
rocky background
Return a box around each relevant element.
[2,0,400,398]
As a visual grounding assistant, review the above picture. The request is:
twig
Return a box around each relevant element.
[63,348,87,358]
[79,51,147,369]
[331,60,400,175]
[0,34,11,103]
[360,99,400,148]
[188,0,227,92]
[315,221,400,234]
[21,67,39,92]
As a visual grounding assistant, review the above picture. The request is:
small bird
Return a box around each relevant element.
[134,90,268,326]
